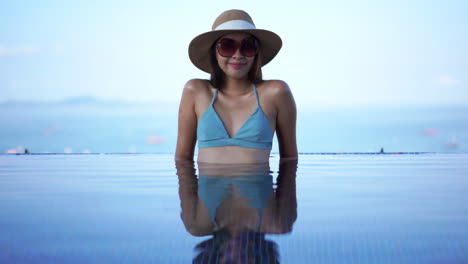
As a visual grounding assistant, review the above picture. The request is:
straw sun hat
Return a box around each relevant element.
[188,9,282,73]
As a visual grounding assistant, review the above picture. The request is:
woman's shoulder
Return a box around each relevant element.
[257,80,295,112]
[181,79,215,108]
[184,78,212,93]
[257,79,292,97]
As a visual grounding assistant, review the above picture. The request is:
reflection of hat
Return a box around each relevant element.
[188,9,282,73]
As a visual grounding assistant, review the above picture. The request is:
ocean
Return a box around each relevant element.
[1,102,466,154]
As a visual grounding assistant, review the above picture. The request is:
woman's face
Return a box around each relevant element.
[215,33,257,80]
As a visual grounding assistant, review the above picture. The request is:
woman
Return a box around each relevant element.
[176,159,298,262]
[176,9,297,163]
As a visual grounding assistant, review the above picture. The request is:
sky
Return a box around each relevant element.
[1,0,467,107]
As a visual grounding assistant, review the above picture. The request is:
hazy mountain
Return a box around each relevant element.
[0,96,179,114]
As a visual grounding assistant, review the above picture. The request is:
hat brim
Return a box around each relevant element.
[188,29,282,74]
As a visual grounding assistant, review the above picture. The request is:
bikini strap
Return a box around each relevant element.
[210,88,219,105]
[253,84,260,103]
[253,84,265,112]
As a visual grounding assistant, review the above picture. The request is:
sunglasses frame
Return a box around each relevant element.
[216,38,259,58]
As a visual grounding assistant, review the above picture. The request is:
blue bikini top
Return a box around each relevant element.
[197,84,274,150]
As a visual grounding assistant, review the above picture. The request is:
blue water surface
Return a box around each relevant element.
[1,153,467,263]
[1,103,467,153]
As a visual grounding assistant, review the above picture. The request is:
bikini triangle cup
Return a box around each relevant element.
[197,84,274,149]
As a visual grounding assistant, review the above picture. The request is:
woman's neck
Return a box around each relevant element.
[221,78,252,96]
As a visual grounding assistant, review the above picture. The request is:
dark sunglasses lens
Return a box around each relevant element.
[241,39,257,57]
[217,39,237,57]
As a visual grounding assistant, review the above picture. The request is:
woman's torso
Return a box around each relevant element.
[196,162,275,233]
[194,80,278,163]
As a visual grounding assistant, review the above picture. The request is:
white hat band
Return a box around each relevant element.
[214,20,256,30]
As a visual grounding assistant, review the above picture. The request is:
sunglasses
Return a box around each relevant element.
[216,38,258,57]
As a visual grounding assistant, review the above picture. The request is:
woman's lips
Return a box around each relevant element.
[228,63,245,69]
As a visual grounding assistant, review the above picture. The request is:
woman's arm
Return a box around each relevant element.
[273,158,298,233]
[175,80,198,161]
[274,81,298,159]
[176,160,214,236]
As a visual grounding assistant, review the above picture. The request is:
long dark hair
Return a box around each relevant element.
[209,38,263,89]
[193,231,279,264]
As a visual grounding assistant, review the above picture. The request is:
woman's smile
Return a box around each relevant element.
[228,62,246,69]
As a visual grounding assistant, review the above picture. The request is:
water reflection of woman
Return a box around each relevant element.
[177,159,297,263]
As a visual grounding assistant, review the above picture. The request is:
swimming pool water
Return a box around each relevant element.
[0,153,467,263]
